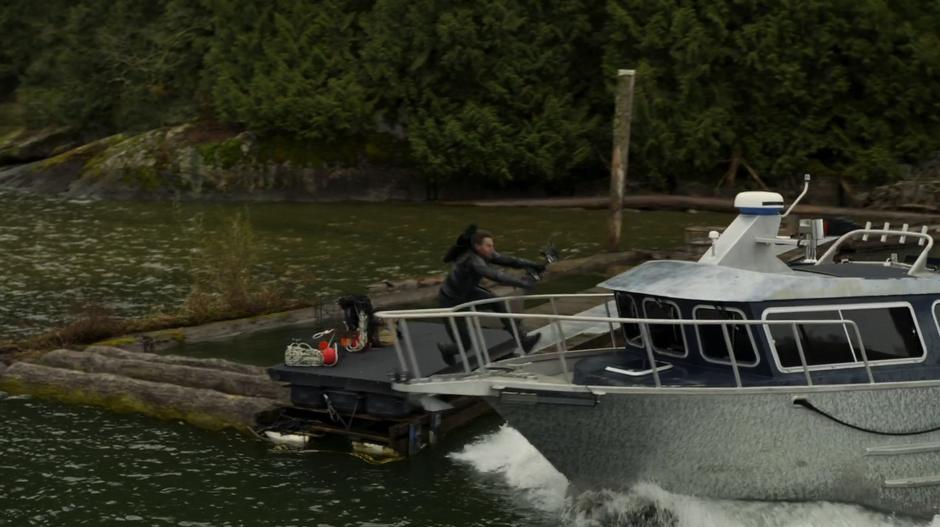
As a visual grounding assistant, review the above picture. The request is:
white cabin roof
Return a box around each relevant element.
[598,260,940,303]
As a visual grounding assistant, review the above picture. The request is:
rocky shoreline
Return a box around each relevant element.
[0,124,425,201]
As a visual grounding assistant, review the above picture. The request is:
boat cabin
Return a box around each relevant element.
[577,190,940,387]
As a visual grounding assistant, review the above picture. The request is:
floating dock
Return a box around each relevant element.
[265,322,517,456]
[263,291,622,457]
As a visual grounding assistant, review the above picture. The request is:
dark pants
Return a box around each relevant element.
[438,288,518,350]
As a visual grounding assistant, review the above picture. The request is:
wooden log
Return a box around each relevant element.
[36,349,289,402]
[85,345,266,376]
[451,195,940,222]
[0,362,281,431]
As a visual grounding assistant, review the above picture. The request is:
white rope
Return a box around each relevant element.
[343,311,369,352]
[285,329,338,367]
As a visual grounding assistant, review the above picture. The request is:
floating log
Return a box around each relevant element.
[450,195,940,221]
[85,345,266,376]
[0,361,281,431]
[35,349,289,402]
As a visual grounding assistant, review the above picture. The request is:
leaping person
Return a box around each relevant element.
[437,225,544,365]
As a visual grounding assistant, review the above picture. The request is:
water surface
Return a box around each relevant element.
[0,395,930,526]
[0,189,730,339]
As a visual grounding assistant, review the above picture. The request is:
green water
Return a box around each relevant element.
[0,395,556,526]
[0,189,730,340]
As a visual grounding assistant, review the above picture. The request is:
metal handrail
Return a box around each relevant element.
[815,228,934,275]
[376,308,874,388]
[377,292,614,317]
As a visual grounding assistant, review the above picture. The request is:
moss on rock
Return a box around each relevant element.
[3,122,415,200]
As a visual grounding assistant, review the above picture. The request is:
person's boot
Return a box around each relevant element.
[520,333,541,353]
[437,343,458,366]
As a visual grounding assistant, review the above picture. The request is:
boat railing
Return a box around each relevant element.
[375,303,874,389]
[377,292,615,316]
[815,223,934,275]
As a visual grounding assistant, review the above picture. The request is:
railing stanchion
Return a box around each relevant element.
[447,317,472,373]
[398,320,422,378]
[850,321,875,384]
[551,318,570,383]
[505,299,525,356]
[473,307,493,365]
[388,319,409,379]
[720,324,742,387]
[548,297,568,366]
[639,322,661,387]
[604,300,617,349]
[791,323,812,386]
[474,316,493,365]
[468,306,492,366]
[463,312,486,370]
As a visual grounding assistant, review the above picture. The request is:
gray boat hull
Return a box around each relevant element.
[490,382,940,517]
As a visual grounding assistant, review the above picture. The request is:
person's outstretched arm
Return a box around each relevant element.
[490,251,544,271]
[469,255,533,288]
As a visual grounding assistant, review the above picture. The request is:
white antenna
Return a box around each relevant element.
[782,173,811,218]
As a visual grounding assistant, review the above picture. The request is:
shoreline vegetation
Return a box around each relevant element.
[4,2,940,202]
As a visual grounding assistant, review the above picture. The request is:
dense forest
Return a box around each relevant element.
[2,0,940,189]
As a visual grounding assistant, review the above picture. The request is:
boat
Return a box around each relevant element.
[376,176,940,518]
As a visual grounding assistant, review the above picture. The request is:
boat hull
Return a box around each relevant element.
[489,382,940,517]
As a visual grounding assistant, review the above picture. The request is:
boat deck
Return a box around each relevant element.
[264,321,519,456]
[269,322,513,396]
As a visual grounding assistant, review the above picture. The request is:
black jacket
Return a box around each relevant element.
[440,250,536,299]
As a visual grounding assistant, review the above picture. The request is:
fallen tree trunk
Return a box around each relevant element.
[35,349,289,402]
[0,362,281,431]
[85,345,266,376]
[450,195,940,221]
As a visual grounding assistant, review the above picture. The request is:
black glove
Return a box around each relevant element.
[528,262,547,273]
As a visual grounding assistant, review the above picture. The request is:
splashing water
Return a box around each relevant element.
[449,425,570,513]
[450,425,935,527]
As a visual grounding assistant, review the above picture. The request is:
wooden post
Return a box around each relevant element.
[608,69,636,251]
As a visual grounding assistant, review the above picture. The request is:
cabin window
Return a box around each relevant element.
[765,310,855,367]
[764,303,924,370]
[616,293,642,345]
[642,298,687,357]
[693,306,758,366]
[842,307,921,361]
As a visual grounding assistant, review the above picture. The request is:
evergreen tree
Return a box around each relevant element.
[204,0,374,140]
[14,0,210,135]
[605,0,940,187]
[361,0,606,185]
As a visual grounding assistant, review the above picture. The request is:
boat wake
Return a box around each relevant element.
[450,425,935,527]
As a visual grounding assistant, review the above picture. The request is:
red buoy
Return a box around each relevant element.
[321,346,338,366]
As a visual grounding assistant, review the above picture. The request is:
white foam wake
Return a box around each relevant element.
[449,425,570,512]
[451,424,934,527]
